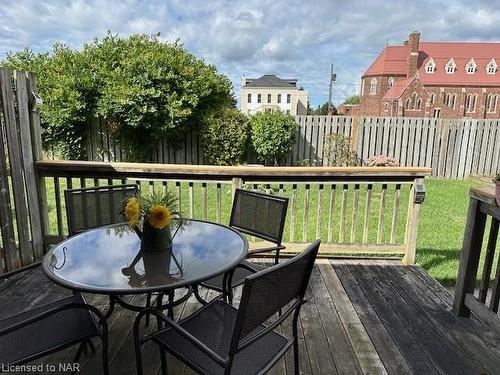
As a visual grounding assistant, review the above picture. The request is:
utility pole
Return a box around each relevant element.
[327,64,336,115]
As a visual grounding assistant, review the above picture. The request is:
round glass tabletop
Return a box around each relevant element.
[42,220,248,294]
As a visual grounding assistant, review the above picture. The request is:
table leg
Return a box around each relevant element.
[104,295,116,319]
[193,284,208,305]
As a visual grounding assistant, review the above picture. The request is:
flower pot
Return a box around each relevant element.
[495,180,500,207]
[140,220,173,252]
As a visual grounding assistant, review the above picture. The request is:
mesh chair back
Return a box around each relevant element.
[65,184,138,236]
[233,240,320,342]
[230,189,288,244]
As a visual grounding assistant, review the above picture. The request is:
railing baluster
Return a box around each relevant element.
[390,184,401,243]
[216,183,222,223]
[80,178,88,229]
[289,184,297,242]
[328,184,336,242]
[162,181,167,195]
[53,177,63,236]
[149,180,154,195]
[363,184,372,243]
[377,184,387,243]
[316,184,324,239]
[302,184,310,242]
[339,184,348,243]
[201,182,207,220]
[479,218,499,303]
[189,182,194,218]
[350,184,360,243]
[175,182,181,212]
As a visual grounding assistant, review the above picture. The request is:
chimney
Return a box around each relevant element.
[406,31,420,78]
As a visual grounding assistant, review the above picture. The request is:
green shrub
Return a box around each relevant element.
[250,111,296,165]
[3,33,234,160]
[201,109,250,165]
[323,133,358,166]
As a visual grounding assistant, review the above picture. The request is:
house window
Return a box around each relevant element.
[257,94,261,103]
[429,93,435,104]
[267,93,272,103]
[425,58,435,73]
[411,92,418,109]
[465,94,477,113]
[247,93,252,103]
[486,58,497,74]
[360,78,365,95]
[369,78,377,95]
[277,94,281,103]
[486,94,497,113]
[445,93,456,109]
[433,108,441,118]
[405,98,411,110]
[286,94,291,103]
[286,109,290,114]
[465,58,476,74]
[417,99,422,110]
[387,77,394,90]
[445,58,456,74]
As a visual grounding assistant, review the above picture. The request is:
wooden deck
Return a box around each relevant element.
[1,259,499,375]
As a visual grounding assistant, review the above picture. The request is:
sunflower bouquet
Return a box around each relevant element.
[123,190,182,251]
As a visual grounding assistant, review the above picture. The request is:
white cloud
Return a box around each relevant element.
[1,0,499,106]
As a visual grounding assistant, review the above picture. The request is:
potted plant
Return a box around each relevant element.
[123,191,182,252]
[495,173,500,206]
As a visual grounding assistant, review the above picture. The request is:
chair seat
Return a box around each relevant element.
[0,294,100,365]
[200,261,268,292]
[153,300,289,375]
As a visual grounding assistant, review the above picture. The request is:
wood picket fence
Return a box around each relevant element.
[86,115,500,178]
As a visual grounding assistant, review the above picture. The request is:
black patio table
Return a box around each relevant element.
[42,220,248,316]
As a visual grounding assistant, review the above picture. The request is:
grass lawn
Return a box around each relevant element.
[42,177,492,286]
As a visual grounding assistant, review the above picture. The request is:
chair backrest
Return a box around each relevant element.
[65,184,138,236]
[231,240,320,348]
[229,189,288,245]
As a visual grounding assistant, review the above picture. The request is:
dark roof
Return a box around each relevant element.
[244,75,298,88]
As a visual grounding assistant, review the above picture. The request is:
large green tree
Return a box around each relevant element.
[3,33,234,160]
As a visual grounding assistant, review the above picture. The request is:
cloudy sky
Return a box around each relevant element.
[1,0,499,106]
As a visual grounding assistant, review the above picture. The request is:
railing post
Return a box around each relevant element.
[402,179,425,265]
[231,177,242,201]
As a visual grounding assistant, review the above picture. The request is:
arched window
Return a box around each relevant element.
[361,78,365,95]
[405,98,411,110]
[465,58,477,74]
[465,94,477,113]
[429,93,435,104]
[445,58,456,74]
[445,93,451,106]
[417,99,422,110]
[410,92,418,110]
[370,78,377,95]
[486,58,497,75]
[387,77,394,89]
[487,94,497,113]
[425,58,436,73]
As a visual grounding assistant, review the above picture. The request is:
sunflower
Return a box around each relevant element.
[124,197,140,227]
[148,205,172,229]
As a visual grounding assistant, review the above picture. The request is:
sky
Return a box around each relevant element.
[1,0,500,107]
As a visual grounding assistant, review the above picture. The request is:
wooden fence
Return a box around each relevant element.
[86,115,500,178]
[0,68,46,272]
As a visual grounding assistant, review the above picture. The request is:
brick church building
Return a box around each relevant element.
[359,31,500,119]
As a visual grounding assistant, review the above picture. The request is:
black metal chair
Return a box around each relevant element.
[200,189,289,304]
[64,183,138,236]
[0,265,109,374]
[133,239,320,375]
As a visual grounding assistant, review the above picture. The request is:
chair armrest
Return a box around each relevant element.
[0,302,107,337]
[0,262,41,280]
[246,245,285,258]
[134,307,228,368]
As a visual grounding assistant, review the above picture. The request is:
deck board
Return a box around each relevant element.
[1,260,499,375]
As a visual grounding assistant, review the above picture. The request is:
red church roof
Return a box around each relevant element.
[364,42,500,86]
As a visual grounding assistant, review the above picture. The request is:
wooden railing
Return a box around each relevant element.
[453,187,500,334]
[35,161,430,265]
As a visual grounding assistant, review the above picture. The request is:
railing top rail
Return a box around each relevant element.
[35,160,431,182]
